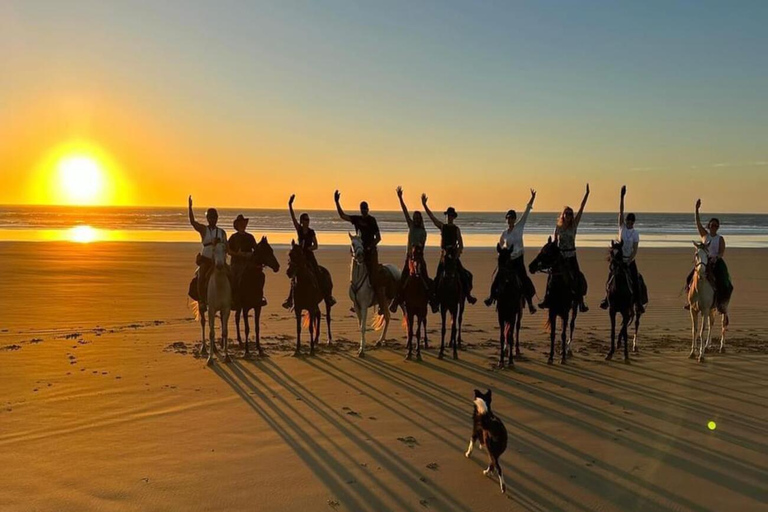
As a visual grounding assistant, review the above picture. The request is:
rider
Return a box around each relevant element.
[283,194,336,309]
[685,199,733,312]
[539,183,590,312]
[390,186,430,313]
[600,186,644,313]
[334,190,387,313]
[188,195,227,312]
[422,194,478,311]
[484,189,537,314]
[228,214,264,308]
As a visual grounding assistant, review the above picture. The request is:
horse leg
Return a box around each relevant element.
[357,305,367,358]
[498,315,505,368]
[415,313,423,361]
[506,321,515,369]
[547,311,556,364]
[606,310,616,361]
[457,300,465,349]
[560,311,569,364]
[567,307,577,357]
[689,309,698,359]
[206,308,216,366]
[632,311,641,353]
[376,307,390,346]
[451,309,459,360]
[422,314,429,350]
[309,311,317,357]
[439,308,447,360]
[621,312,630,363]
[406,312,414,360]
[719,313,727,353]
[243,308,250,356]
[294,312,302,357]
[515,309,522,357]
[235,309,242,347]
[222,309,231,363]
[254,306,265,357]
[326,300,333,345]
[199,312,208,357]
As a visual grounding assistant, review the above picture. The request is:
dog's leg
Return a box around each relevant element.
[465,437,474,458]
[496,458,506,493]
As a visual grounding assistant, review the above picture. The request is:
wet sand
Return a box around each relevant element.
[1,242,766,511]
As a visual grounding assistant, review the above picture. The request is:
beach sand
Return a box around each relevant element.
[1,242,766,511]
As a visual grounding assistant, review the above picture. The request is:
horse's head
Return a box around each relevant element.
[609,240,625,272]
[496,243,513,269]
[408,245,425,276]
[693,240,709,270]
[349,232,365,264]
[286,240,306,279]
[255,236,280,273]
[212,238,228,270]
[529,236,560,274]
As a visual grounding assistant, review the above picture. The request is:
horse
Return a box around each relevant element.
[233,236,280,357]
[688,241,716,362]
[604,240,632,363]
[402,245,431,361]
[198,239,232,366]
[529,237,582,364]
[493,244,524,368]
[436,250,465,360]
[348,234,400,357]
[287,241,322,356]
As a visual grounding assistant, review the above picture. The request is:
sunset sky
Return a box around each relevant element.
[1,1,767,212]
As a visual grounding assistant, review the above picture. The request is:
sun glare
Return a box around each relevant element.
[69,225,98,243]
[58,156,105,204]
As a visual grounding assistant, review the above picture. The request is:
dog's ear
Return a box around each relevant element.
[473,389,483,398]
[485,389,492,404]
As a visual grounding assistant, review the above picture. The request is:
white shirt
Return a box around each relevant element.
[201,226,226,259]
[499,203,532,260]
[704,234,721,259]
[619,226,639,262]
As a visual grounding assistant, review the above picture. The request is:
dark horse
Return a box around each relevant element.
[234,236,280,357]
[286,241,324,356]
[604,240,632,363]
[493,244,524,368]
[403,245,431,360]
[529,237,585,364]
[436,249,465,360]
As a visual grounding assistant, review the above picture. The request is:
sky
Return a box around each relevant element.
[1,0,767,212]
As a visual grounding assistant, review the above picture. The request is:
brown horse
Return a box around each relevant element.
[402,245,431,360]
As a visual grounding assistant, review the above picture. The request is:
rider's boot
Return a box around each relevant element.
[527,297,537,315]
[579,299,589,313]
[600,298,609,310]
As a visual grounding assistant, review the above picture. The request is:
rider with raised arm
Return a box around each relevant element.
[422,193,477,310]
[684,199,733,312]
[188,195,227,313]
[600,186,644,313]
[484,189,537,314]
[539,183,590,312]
[283,195,336,310]
[334,190,387,313]
[389,186,430,313]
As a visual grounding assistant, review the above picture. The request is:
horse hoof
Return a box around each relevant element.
[223,355,232,363]
[416,354,422,362]
[357,349,365,358]
[453,354,459,360]
[309,350,316,357]
[719,347,725,354]
[515,349,521,357]
[292,350,301,358]
[547,357,554,365]
[258,350,267,358]
[438,351,445,360]
[560,358,567,365]
[405,353,413,361]
[501,483,507,494]
[206,357,214,367]
[605,352,614,361]
[624,357,631,365]
[698,356,705,363]
[688,351,695,359]
[567,349,573,358]
[632,346,638,353]
[374,341,383,348]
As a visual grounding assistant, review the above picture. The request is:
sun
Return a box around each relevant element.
[57,156,105,204]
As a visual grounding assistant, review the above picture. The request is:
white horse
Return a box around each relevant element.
[348,234,400,357]
[199,239,232,366]
[688,241,715,362]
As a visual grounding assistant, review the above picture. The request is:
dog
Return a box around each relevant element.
[465,389,508,493]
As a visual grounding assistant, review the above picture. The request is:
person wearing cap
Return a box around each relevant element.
[540,183,590,312]
[421,194,477,309]
[334,190,387,313]
[188,195,227,312]
[600,186,644,313]
[389,186,431,312]
[484,189,537,314]
[228,214,259,309]
[283,194,336,310]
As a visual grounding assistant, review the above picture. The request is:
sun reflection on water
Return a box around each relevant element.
[69,225,99,243]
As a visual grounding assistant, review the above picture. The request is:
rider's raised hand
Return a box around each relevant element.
[334,190,341,202]
[188,195,193,207]
[621,185,626,197]
[586,183,590,195]
[696,198,702,210]
[396,186,403,198]
[530,188,536,203]
[289,194,295,205]
[421,193,428,205]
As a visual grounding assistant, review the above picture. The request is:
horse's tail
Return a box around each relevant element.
[190,300,201,322]
[543,317,552,332]
[371,313,386,331]
[401,314,408,331]
[302,311,310,329]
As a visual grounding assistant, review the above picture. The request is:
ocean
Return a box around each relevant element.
[1,205,766,248]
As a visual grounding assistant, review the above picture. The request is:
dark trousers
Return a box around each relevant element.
[604,260,641,304]
[197,256,213,304]
[489,256,535,304]
[436,257,473,295]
